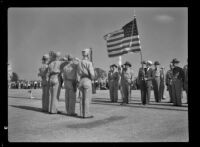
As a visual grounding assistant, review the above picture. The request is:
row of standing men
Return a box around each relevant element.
[108,58,188,106]
[38,48,95,118]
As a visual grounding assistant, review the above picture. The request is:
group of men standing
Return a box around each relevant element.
[108,61,134,105]
[38,48,95,118]
[108,58,188,106]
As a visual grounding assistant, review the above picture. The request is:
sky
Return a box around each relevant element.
[8,7,188,80]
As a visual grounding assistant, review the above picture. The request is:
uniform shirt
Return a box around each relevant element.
[77,58,95,80]
[172,66,184,82]
[121,67,134,84]
[38,64,49,81]
[152,68,160,78]
[165,69,173,86]
[108,70,119,83]
[160,69,165,82]
[145,67,153,80]
[48,60,62,74]
[63,60,78,81]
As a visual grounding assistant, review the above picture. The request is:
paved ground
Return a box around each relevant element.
[8,89,188,142]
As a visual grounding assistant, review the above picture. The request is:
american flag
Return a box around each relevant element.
[104,17,141,58]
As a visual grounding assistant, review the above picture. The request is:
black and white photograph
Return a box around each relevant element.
[7,7,188,142]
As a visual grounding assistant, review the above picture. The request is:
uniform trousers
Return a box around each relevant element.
[109,81,118,102]
[79,78,92,117]
[121,81,131,103]
[152,77,161,102]
[64,80,76,115]
[49,75,59,113]
[160,81,165,99]
[167,85,173,103]
[172,79,183,106]
[140,80,151,105]
[42,82,49,112]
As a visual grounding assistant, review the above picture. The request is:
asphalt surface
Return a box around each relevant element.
[8,89,188,142]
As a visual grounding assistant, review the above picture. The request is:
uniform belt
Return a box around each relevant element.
[49,72,59,76]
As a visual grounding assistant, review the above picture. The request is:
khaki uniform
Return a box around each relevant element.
[152,68,161,102]
[38,64,49,112]
[171,66,184,106]
[63,60,78,115]
[160,69,165,100]
[108,70,119,102]
[166,69,173,103]
[77,58,95,117]
[48,60,62,113]
[120,68,133,103]
[138,67,153,105]
[183,65,188,103]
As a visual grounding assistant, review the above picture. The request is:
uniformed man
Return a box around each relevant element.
[56,52,62,101]
[152,61,161,102]
[171,58,185,106]
[108,64,119,102]
[166,63,174,103]
[48,51,62,114]
[160,67,165,100]
[138,60,153,105]
[138,61,146,105]
[62,54,79,116]
[183,59,188,103]
[77,48,95,118]
[120,61,134,104]
[38,54,50,112]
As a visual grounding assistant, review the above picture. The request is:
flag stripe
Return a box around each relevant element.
[107,35,139,46]
[108,41,140,52]
[107,37,139,48]
[108,43,141,53]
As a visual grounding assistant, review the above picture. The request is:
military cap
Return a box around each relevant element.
[42,54,49,60]
[171,58,180,64]
[141,61,146,64]
[124,61,132,67]
[112,64,117,68]
[56,52,61,57]
[147,60,153,65]
[154,61,160,65]
[82,48,90,55]
[65,54,73,61]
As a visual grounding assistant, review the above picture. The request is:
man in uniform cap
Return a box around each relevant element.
[120,61,134,104]
[62,54,79,116]
[38,54,50,112]
[152,61,161,102]
[108,64,119,102]
[171,58,184,106]
[138,60,146,104]
[77,48,95,118]
[56,52,62,101]
[166,63,174,103]
[160,66,165,100]
[138,60,153,105]
[48,51,62,114]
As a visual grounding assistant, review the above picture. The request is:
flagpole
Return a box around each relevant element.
[133,8,144,74]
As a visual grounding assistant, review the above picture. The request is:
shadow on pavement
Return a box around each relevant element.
[91,98,188,112]
[9,96,41,100]
[9,105,49,114]
[67,116,126,129]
